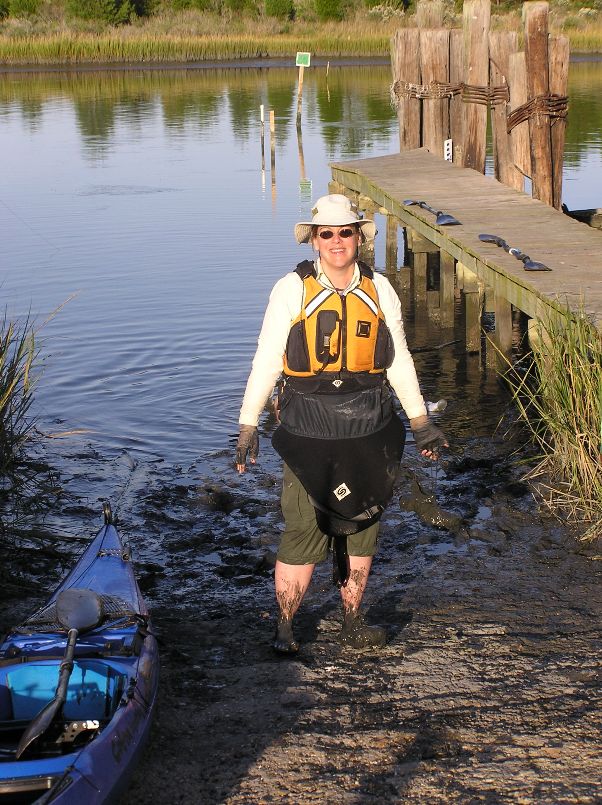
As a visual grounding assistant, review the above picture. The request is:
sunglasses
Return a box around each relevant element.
[317,227,358,240]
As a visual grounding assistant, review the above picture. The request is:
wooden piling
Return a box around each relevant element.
[391,28,421,150]
[415,0,445,28]
[461,264,482,353]
[508,51,531,178]
[495,294,514,362]
[489,31,523,191]
[449,29,465,165]
[359,204,376,266]
[427,253,441,317]
[413,251,428,305]
[458,263,480,351]
[420,28,450,157]
[439,250,455,326]
[524,1,553,206]
[549,35,569,209]
[462,0,491,173]
[385,214,399,273]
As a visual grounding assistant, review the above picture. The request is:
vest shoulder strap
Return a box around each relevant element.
[296,260,373,280]
[358,260,374,280]
[295,260,317,279]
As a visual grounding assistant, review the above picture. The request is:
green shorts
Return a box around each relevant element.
[277,464,380,566]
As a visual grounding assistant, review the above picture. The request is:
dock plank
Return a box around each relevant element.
[331,149,602,324]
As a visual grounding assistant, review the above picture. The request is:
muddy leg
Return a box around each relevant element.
[273,560,314,654]
[339,556,386,648]
[340,555,372,613]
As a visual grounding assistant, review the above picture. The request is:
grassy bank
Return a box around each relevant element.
[506,308,602,541]
[0,30,395,63]
[1,7,601,64]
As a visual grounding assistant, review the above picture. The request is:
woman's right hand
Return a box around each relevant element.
[235,425,259,473]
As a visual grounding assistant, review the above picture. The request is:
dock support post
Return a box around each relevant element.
[413,252,428,307]
[459,262,481,353]
[385,214,398,274]
[491,293,513,368]
[358,195,376,266]
[407,228,438,307]
[439,250,455,326]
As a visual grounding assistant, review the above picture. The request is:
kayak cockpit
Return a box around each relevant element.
[0,658,130,760]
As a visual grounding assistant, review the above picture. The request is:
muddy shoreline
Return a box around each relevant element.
[1,436,601,803]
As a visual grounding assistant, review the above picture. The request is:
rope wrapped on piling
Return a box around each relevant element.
[390,80,510,107]
[507,93,569,133]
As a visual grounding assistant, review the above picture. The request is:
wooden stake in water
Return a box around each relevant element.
[297,126,306,181]
[260,104,265,174]
[270,109,276,187]
[296,65,305,129]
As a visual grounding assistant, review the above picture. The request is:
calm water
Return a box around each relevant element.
[1,61,601,468]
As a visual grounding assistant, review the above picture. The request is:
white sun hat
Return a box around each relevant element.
[294,194,377,245]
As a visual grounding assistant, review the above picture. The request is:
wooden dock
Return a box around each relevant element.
[330,148,602,355]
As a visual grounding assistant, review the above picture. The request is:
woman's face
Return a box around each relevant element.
[312,225,360,275]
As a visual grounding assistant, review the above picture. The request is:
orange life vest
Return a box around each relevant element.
[283,261,394,378]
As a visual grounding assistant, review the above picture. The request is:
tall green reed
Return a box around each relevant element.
[504,306,602,541]
[0,31,394,62]
[0,312,38,477]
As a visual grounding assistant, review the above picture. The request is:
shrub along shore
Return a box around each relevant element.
[0,5,602,64]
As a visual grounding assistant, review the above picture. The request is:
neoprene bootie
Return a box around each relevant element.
[273,616,299,655]
[340,610,387,649]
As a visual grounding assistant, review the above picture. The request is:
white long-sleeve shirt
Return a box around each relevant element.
[239,261,427,426]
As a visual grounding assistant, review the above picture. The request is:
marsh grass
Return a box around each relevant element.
[0,10,407,62]
[504,308,602,541]
[1,5,601,62]
[0,30,394,62]
[0,313,38,479]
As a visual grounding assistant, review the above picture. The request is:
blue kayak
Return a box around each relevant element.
[0,504,159,803]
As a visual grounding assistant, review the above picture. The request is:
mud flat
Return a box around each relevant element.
[2,438,601,803]
[127,442,602,804]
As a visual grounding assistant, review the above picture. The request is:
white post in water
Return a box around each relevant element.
[260,104,265,174]
[269,109,276,187]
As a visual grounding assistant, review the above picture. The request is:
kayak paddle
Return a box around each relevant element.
[15,588,104,759]
[478,233,551,271]
[403,199,461,226]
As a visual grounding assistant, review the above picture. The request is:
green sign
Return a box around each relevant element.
[299,179,312,199]
[296,52,311,68]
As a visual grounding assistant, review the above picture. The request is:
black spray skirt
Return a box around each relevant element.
[272,383,406,537]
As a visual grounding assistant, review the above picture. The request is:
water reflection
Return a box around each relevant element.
[0,62,600,465]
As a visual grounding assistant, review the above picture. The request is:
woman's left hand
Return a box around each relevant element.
[410,417,449,460]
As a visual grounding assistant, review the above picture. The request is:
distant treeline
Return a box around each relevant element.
[1,0,591,25]
[2,0,405,24]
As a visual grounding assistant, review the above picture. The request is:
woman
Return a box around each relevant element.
[236,194,447,655]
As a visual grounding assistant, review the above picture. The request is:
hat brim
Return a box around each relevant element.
[294,219,377,245]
